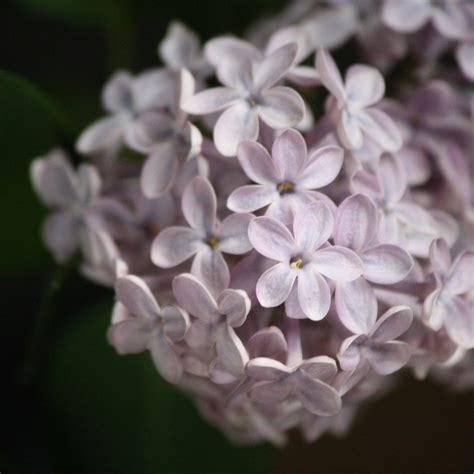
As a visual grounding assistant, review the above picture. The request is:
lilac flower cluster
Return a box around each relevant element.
[31,1,473,446]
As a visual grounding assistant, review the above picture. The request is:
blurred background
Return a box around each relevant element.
[0,0,472,472]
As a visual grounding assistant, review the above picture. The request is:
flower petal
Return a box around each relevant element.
[217,288,251,327]
[295,372,342,416]
[333,193,378,252]
[247,357,290,381]
[161,305,190,342]
[338,110,363,149]
[271,128,307,182]
[445,251,474,296]
[256,263,296,307]
[357,108,402,153]
[294,201,333,252]
[227,184,277,213]
[444,296,474,349]
[76,115,127,155]
[149,332,183,383]
[214,102,259,157]
[368,341,412,375]
[182,87,241,115]
[345,65,385,108]
[370,305,413,343]
[250,379,292,404]
[248,216,295,261]
[381,0,431,33]
[313,246,363,282]
[336,278,377,334]
[151,226,202,268]
[158,21,200,69]
[297,265,332,321]
[315,49,345,104]
[236,139,279,184]
[102,71,133,113]
[42,211,81,263]
[247,327,288,363]
[172,273,220,322]
[115,275,161,319]
[377,153,407,205]
[362,244,413,284]
[191,247,230,298]
[182,176,216,235]
[338,334,363,371]
[216,325,249,376]
[258,86,305,129]
[107,319,150,354]
[297,145,343,189]
[217,213,253,254]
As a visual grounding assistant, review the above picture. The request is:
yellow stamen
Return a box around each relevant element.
[208,236,219,247]
[149,223,160,235]
[277,181,292,192]
[290,257,303,269]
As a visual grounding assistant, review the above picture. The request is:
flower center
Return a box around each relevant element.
[290,256,303,269]
[277,181,294,195]
[207,235,219,247]
[149,222,160,235]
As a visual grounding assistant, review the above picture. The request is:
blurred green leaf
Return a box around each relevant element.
[47,301,274,473]
[0,70,75,272]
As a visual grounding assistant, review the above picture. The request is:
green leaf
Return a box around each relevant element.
[47,302,274,472]
[0,70,75,272]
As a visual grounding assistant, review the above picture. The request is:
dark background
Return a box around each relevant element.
[0,0,472,472]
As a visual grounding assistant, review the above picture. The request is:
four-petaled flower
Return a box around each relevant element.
[152,176,253,296]
[227,128,343,222]
[108,274,190,383]
[316,48,402,152]
[248,201,363,320]
[423,239,474,349]
[173,273,251,376]
[182,43,305,156]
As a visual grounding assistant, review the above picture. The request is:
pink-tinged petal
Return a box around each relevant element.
[336,278,377,334]
[185,320,215,349]
[258,86,305,129]
[445,251,474,296]
[76,115,127,155]
[456,42,474,80]
[377,154,407,205]
[181,87,240,115]
[334,194,378,252]
[250,379,292,404]
[313,246,363,282]
[191,248,230,298]
[432,3,467,39]
[248,216,295,261]
[161,305,190,342]
[102,71,133,113]
[297,145,343,189]
[315,49,345,104]
[371,305,413,343]
[216,325,249,376]
[338,110,363,149]
[299,355,338,382]
[271,128,307,182]
[214,102,259,157]
[294,201,333,252]
[393,202,437,232]
[30,151,79,208]
[350,169,384,202]
[287,66,321,86]
[396,146,431,186]
[217,289,251,327]
[357,108,402,153]
[77,164,101,203]
[132,69,178,111]
[381,0,431,33]
[444,296,474,349]
[247,327,288,363]
[368,341,412,375]
[227,185,277,213]
[107,319,150,354]
[256,263,297,308]
[141,143,180,198]
[205,36,262,68]
[149,332,183,383]
[254,43,298,91]
[423,289,447,331]
[215,56,253,90]
[362,244,413,284]
[297,265,332,321]
[338,335,363,371]
[247,357,290,381]
[429,238,452,283]
[172,273,220,322]
[158,21,200,69]
[236,139,279,184]
[182,176,216,235]
[115,275,161,319]
[42,211,81,263]
[345,65,385,108]
[151,226,202,268]
[217,213,253,254]
[285,284,307,320]
[295,372,342,416]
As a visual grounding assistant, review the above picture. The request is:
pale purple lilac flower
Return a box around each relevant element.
[249,201,363,320]
[227,128,343,222]
[152,176,253,296]
[182,43,305,156]
[173,273,250,376]
[423,239,474,349]
[108,274,190,383]
[30,149,101,262]
[316,49,402,152]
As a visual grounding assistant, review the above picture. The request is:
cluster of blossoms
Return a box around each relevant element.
[31,0,473,445]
